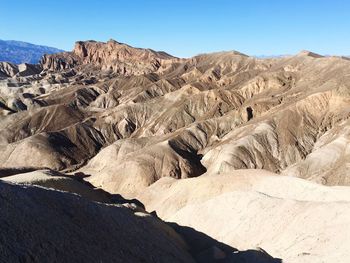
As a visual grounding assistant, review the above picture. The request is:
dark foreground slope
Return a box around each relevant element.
[0,176,281,263]
[0,180,194,263]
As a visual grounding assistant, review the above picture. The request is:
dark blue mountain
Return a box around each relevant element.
[0,39,64,64]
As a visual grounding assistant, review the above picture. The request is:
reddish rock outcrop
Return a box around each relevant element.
[40,39,177,75]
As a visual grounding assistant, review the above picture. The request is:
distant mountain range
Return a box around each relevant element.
[0,39,64,64]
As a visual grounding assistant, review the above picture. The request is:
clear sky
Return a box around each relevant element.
[1,0,349,57]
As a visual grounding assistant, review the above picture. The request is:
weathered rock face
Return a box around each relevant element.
[40,52,80,71]
[0,62,41,78]
[41,39,177,75]
[0,62,19,77]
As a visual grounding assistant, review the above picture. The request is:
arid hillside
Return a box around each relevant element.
[1,39,350,262]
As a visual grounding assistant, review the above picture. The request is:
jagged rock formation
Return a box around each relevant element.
[0,62,41,79]
[1,39,350,262]
[0,62,19,77]
[40,39,177,75]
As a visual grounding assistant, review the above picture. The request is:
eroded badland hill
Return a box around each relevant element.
[1,39,350,262]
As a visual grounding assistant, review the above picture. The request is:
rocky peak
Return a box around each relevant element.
[41,39,177,75]
[0,62,41,77]
[297,50,323,58]
[40,52,80,71]
[0,62,18,77]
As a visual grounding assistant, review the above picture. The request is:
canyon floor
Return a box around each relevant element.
[1,39,350,262]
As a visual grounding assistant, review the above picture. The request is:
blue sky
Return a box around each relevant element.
[1,0,349,57]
